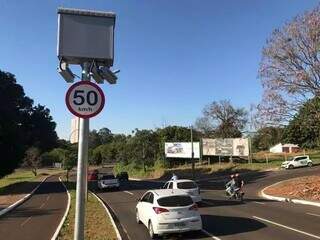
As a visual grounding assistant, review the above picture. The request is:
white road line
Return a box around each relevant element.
[201,229,221,240]
[46,195,50,201]
[39,202,46,209]
[253,216,320,239]
[254,201,265,205]
[123,191,134,196]
[307,212,320,218]
[20,217,32,227]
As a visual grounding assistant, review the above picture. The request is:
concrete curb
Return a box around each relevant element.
[91,191,122,240]
[260,179,320,208]
[0,175,50,217]
[51,177,71,240]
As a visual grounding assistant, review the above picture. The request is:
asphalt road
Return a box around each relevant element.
[96,166,320,240]
[0,175,68,240]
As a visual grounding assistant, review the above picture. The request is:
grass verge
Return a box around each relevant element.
[58,180,117,240]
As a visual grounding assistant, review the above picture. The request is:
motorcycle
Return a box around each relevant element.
[225,183,244,202]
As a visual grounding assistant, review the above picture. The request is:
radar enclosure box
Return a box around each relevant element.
[57,8,115,67]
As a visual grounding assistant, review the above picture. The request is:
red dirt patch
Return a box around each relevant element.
[265,176,320,202]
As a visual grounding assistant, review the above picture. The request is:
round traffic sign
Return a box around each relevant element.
[65,81,105,119]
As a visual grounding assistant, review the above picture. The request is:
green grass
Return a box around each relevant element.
[0,168,64,191]
[58,180,117,240]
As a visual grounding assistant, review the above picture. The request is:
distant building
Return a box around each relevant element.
[70,117,79,144]
[269,143,300,153]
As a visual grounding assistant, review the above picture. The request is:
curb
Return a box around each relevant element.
[260,179,320,208]
[0,175,50,217]
[91,191,122,240]
[51,177,71,240]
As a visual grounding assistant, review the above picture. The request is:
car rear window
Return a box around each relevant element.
[177,182,197,189]
[101,175,115,180]
[157,195,193,207]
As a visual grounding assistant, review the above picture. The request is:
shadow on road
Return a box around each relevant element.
[201,214,266,236]
[200,197,275,208]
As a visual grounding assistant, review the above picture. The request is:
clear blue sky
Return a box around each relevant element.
[0,0,318,139]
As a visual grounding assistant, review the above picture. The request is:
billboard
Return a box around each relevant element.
[202,138,249,156]
[165,142,200,158]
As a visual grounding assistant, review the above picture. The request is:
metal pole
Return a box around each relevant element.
[74,62,90,240]
[191,126,195,180]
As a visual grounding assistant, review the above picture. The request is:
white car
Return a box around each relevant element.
[162,179,202,203]
[97,174,120,190]
[136,189,202,239]
[281,155,313,169]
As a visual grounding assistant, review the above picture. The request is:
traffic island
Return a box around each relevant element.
[261,175,320,207]
[57,180,119,240]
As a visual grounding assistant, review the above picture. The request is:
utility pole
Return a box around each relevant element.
[74,62,90,240]
[191,125,195,180]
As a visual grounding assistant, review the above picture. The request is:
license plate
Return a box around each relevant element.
[175,222,186,227]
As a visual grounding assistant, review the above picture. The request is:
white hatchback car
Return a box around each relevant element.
[136,189,202,239]
[281,155,313,169]
[162,179,202,203]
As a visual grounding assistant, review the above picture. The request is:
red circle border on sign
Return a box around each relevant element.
[65,81,106,119]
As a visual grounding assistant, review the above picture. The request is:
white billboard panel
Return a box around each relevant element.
[202,138,249,156]
[165,142,200,158]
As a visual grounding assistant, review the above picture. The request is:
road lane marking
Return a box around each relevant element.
[307,212,320,218]
[46,195,50,201]
[253,216,320,239]
[254,201,265,205]
[123,191,134,196]
[20,217,32,227]
[201,229,221,240]
[39,202,46,209]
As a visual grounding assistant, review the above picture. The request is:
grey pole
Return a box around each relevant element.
[74,62,90,240]
[191,126,195,180]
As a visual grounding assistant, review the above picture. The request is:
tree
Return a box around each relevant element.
[252,127,284,151]
[284,97,320,148]
[62,150,76,182]
[98,128,113,144]
[23,104,58,151]
[258,6,320,125]
[23,147,41,176]
[196,100,248,138]
[89,130,102,149]
[0,70,33,177]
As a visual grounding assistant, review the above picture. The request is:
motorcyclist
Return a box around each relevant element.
[171,173,178,181]
[225,174,236,197]
[234,173,244,194]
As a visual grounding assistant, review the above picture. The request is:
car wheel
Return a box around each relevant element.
[136,209,141,224]
[288,165,294,169]
[148,221,157,239]
[308,162,313,167]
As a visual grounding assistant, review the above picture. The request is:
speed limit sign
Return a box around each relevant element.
[65,81,105,118]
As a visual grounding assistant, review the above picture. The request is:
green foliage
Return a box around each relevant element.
[0,70,57,177]
[284,97,320,148]
[252,127,284,151]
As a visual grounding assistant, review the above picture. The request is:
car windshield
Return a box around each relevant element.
[177,181,197,189]
[101,175,115,180]
[157,195,193,207]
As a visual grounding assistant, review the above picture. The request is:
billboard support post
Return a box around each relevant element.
[191,126,195,180]
[74,62,90,240]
